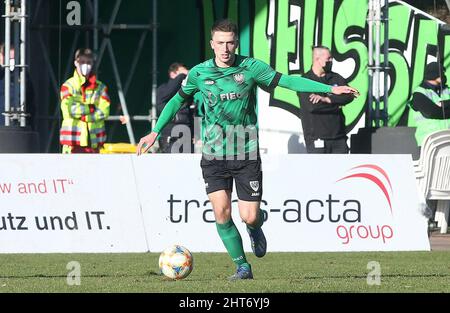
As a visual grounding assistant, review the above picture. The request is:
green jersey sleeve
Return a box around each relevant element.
[278,74,332,93]
[153,93,184,134]
[179,66,199,98]
[249,58,279,88]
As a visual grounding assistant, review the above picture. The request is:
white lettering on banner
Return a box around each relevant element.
[134,154,430,252]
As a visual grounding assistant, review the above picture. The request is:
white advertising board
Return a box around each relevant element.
[134,154,430,252]
[0,154,148,253]
[0,154,430,252]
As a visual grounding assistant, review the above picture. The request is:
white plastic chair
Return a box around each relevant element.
[413,130,450,174]
[414,130,450,234]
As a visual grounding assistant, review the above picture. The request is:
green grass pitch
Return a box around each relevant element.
[0,251,449,293]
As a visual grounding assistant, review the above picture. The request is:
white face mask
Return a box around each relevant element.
[80,63,92,76]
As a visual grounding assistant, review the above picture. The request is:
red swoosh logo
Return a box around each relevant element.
[337,173,393,214]
[350,164,393,192]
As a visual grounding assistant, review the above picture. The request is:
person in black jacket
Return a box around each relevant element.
[156,62,195,153]
[299,46,355,153]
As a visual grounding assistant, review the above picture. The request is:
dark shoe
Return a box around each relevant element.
[247,226,267,258]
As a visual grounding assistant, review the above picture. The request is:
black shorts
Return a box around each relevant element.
[200,156,262,201]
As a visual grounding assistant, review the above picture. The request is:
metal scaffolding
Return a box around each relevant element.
[27,0,158,152]
[367,0,389,127]
[2,0,27,127]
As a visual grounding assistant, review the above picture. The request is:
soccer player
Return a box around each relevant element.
[137,19,358,280]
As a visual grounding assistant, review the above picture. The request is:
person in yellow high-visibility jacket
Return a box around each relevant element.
[59,48,110,153]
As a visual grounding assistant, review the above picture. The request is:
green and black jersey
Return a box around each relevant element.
[179,55,280,157]
[153,55,334,158]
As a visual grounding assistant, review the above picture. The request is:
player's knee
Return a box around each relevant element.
[241,210,258,225]
[214,207,231,223]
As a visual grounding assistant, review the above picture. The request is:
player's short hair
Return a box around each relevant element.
[74,48,94,64]
[168,62,187,76]
[211,19,238,38]
[312,45,331,60]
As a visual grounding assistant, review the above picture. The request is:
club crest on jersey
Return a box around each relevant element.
[233,73,244,84]
[206,91,218,106]
[205,79,215,85]
[249,181,259,191]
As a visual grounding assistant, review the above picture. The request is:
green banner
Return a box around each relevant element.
[199,0,450,131]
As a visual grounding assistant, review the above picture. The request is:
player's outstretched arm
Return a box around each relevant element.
[277,74,359,97]
[331,85,360,96]
[136,93,185,155]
